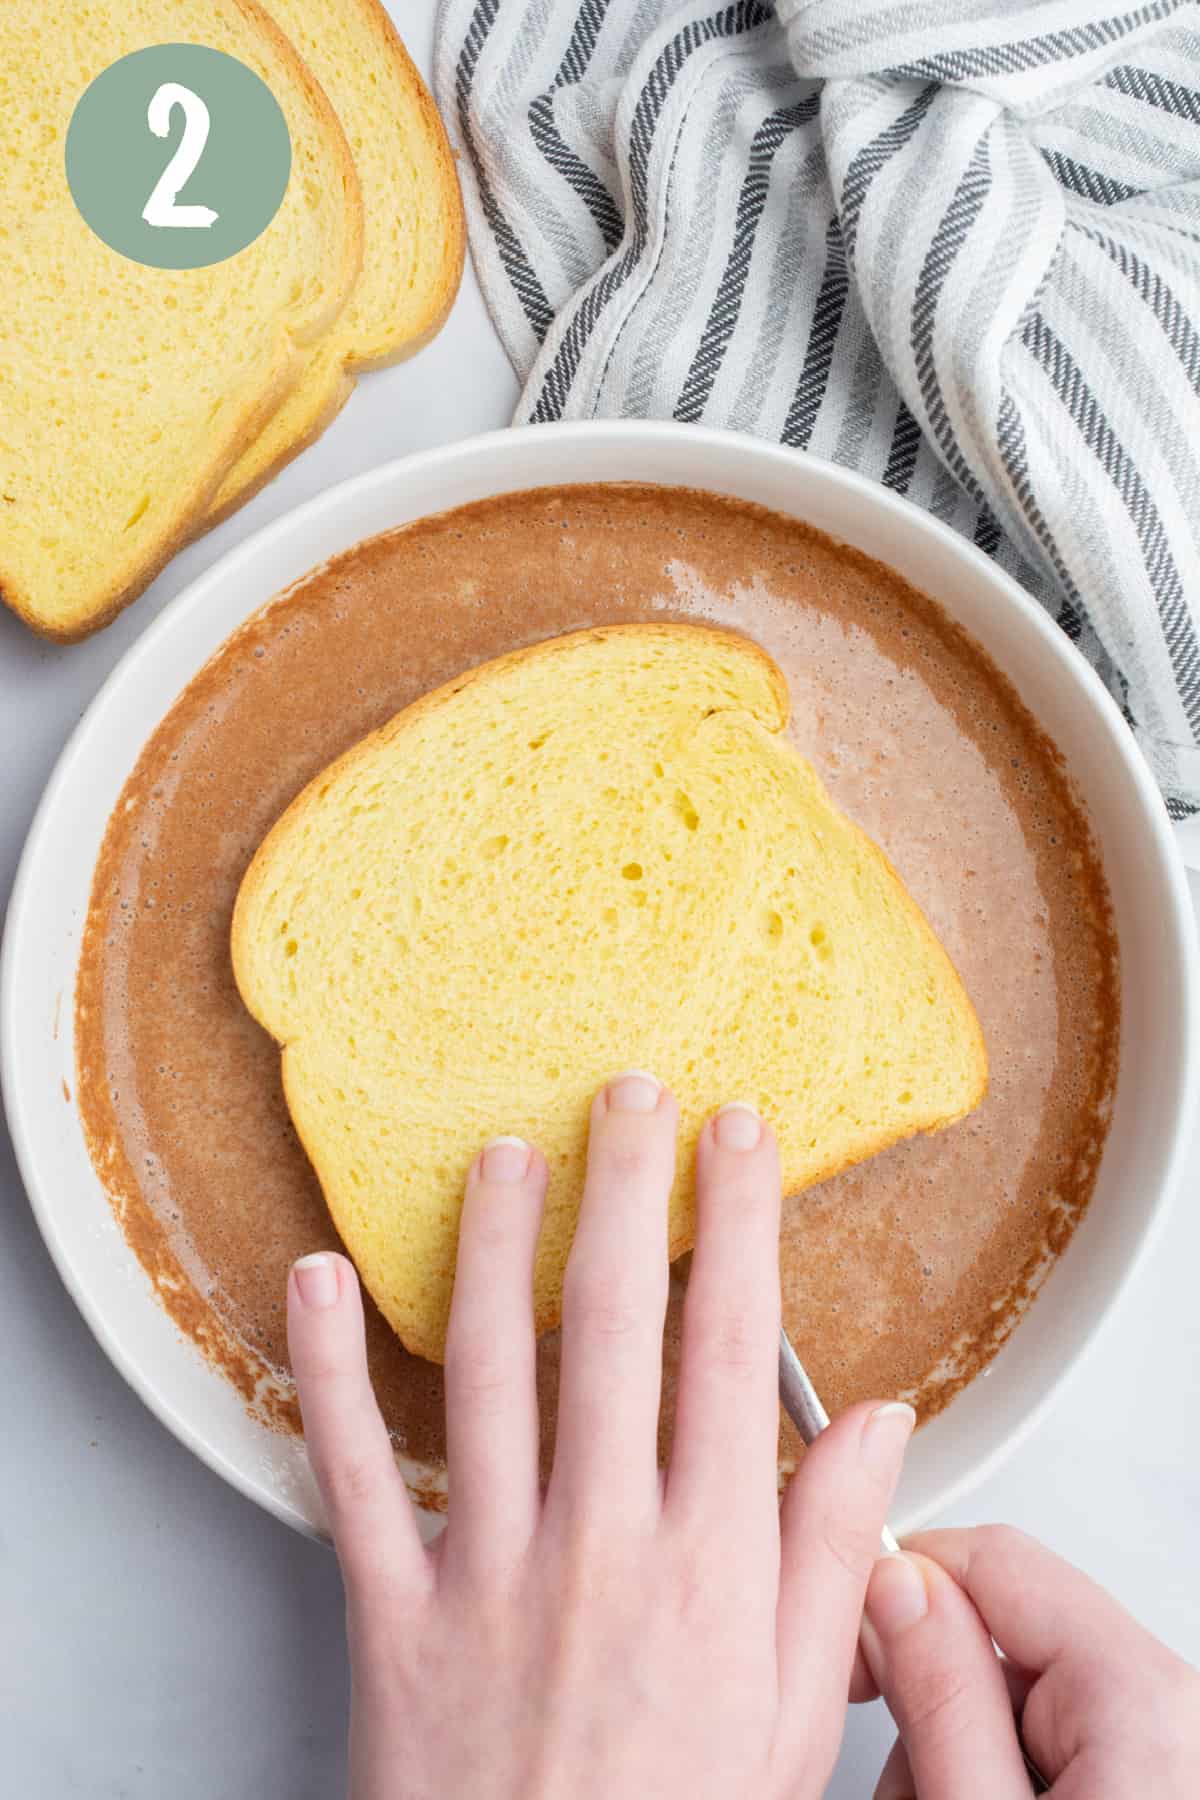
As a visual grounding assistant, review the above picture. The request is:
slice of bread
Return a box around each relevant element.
[204,0,464,525]
[0,0,362,640]
[233,624,988,1364]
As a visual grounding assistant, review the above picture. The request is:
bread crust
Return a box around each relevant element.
[341,0,465,370]
[201,0,465,526]
[0,0,363,641]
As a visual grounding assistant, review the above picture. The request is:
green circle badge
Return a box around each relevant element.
[65,44,291,270]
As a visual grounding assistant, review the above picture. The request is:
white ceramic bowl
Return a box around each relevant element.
[3,422,1196,1541]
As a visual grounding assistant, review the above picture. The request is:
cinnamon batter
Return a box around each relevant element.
[76,485,1119,1478]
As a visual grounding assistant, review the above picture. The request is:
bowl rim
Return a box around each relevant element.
[3,418,1197,1538]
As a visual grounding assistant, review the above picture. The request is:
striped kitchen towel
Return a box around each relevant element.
[435,0,1200,817]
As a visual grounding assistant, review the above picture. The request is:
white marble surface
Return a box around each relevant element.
[2,7,1197,1794]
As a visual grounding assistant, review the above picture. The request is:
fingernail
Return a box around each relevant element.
[859,1552,930,1687]
[714,1101,761,1151]
[866,1552,929,1638]
[607,1070,661,1113]
[861,1400,916,1476]
[293,1253,339,1310]
[481,1136,532,1182]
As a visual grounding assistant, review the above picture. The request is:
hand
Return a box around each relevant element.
[287,1072,915,1799]
[859,1526,1200,1797]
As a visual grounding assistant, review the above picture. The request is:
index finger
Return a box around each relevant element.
[906,1525,1149,1674]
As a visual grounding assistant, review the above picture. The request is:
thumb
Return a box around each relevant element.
[861,1551,1031,1800]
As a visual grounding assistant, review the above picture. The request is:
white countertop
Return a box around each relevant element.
[2,7,1197,1794]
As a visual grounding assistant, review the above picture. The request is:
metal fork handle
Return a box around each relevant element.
[778,1327,899,1554]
